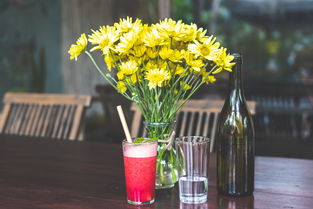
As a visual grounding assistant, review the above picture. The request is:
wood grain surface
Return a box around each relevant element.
[0,134,312,209]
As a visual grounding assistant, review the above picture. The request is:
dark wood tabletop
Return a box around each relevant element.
[0,134,313,209]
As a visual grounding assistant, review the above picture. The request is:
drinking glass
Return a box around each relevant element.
[122,139,158,205]
[175,136,210,204]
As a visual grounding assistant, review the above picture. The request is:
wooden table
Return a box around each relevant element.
[0,135,313,209]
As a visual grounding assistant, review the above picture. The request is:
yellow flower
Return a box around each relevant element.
[88,26,118,54]
[117,71,125,80]
[129,74,138,84]
[116,81,127,93]
[145,61,156,69]
[68,33,88,61]
[169,49,183,63]
[159,46,172,60]
[188,36,220,60]
[180,81,191,90]
[146,47,158,59]
[202,72,216,84]
[115,31,138,54]
[173,23,197,42]
[114,17,142,34]
[157,60,168,70]
[183,51,204,71]
[183,50,194,65]
[104,53,116,71]
[190,59,204,72]
[69,18,235,98]
[145,68,171,89]
[212,48,235,74]
[175,65,185,75]
[132,45,146,57]
[119,60,138,75]
[143,28,168,47]
[196,27,208,43]
[156,18,181,38]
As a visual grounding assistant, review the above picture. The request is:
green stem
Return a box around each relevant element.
[85,51,132,101]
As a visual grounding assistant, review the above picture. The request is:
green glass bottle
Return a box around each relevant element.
[216,53,255,196]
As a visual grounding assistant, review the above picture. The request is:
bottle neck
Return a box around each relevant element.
[229,61,243,92]
[227,56,245,106]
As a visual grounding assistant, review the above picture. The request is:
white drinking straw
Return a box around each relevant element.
[116,105,132,143]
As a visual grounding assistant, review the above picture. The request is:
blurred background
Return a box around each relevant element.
[1,0,313,158]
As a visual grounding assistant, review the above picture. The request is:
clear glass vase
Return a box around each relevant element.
[144,121,182,189]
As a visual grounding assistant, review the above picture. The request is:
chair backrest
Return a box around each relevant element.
[0,92,92,140]
[130,99,256,152]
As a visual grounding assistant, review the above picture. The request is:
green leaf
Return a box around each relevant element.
[133,137,158,143]
[133,137,145,143]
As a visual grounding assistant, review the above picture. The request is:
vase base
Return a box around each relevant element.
[155,183,175,189]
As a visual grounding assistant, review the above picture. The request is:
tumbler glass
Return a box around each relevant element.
[175,136,210,204]
[122,139,158,205]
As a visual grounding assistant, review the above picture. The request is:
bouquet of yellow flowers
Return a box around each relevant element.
[69,17,234,188]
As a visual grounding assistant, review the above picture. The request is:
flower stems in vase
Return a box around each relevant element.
[144,122,180,188]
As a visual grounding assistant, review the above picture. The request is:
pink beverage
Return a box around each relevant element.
[122,140,157,205]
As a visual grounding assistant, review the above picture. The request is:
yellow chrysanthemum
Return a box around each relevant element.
[69,17,235,99]
[145,60,158,70]
[188,36,220,60]
[173,23,197,42]
[159,46,172,60]
[119,60,138,75]
[180,81,191,90]
[212,48,235,74]
[104,53,116,71]
[115,31,138,54]
[146,47,158,59]
[175,65,185,75]
[88,26,118,54]
[184,50,204,71]
[157,60,168,70]
[189,59,204,72]
[202,73,216,84]
[183,50,194,64]
[117,71,125,80]
[114,17,142,34]
[143,28,168,47]
[132,45,146,57]
[68,33,88,61]
[156,19,183,40]
[169,49,183,63]
[145,68,171,89]
[129,74,138,84]
[116,81,127,93]
[196,27,208,43]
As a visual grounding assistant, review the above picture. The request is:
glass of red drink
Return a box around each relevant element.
[122,139,158,205]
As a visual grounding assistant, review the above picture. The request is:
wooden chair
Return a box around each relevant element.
[0,92,92,140]
[130,99,256,152]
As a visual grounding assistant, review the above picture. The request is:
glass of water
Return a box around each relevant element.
[175,136,210,204]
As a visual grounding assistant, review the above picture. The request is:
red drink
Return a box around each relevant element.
[122,140,157,205]
[124,156,157,202]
